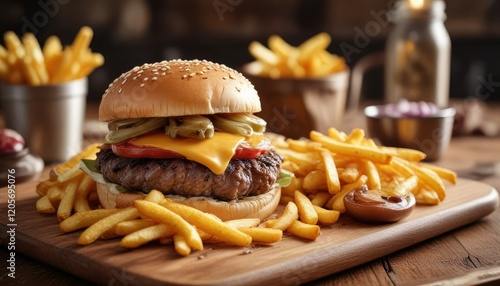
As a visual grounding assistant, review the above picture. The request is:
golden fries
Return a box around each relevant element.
[238,227,283,244]
[60,209,121,233]
[294,190,318,225]
[120,224,175,249]
[134,200,203,251]
[78,207,140,245]
[248,32,345,78]
[272,127,456,210]
[161,199,252,247]
[0,27,103,85]
[57,175,82,222]
[267,201,299,231]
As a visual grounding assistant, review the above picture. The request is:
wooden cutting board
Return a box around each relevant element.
[1,178,498,285]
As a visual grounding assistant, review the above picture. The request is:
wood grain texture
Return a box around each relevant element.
[0,179,498,286]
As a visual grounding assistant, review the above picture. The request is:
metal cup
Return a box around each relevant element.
[0,78,88,163]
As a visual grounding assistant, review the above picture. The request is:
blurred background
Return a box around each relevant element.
[1,0,499,103]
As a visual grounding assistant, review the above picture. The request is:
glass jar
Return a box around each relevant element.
[384,0,451,107]
[0,148,44,187]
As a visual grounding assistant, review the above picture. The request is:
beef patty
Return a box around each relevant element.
[95,146,282,201]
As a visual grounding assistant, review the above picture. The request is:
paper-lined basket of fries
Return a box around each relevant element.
[242,32,349,139]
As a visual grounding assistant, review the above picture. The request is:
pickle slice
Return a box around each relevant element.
[165,115,214,139]
[104,118,167,144]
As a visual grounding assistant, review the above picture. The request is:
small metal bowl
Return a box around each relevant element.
[364,105,456,161]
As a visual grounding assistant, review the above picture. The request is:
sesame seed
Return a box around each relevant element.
[133,76,138,80]
[140,83,145,87]
[161,72,166,76]
[152,77,157,80]
[122,79,127,85]
[199,71,204,75]
[189,73,195,77]
[182,75,187,79]
[143,77,148,81]
[118,88,122,93]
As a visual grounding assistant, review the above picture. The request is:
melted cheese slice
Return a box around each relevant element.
[129,132,246,175]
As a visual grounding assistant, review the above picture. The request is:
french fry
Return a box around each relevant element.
[22,33,49,84]
[419,163,457,185]
[36,179,59,197]
[224,218,261,229]
[74,175,96,213]
[248,41,279,67]
[21,56,40,85]
[51,47,73,83]
[310,131,393,164]
[4,31,24,60]
[309,192,331,207]
[120,224,175,249]
[248,32,344,79]
[77,52,104,78]
[50,143,100,182]
[115,219,157,236]
[327,127,348,141]
[268,34,296,58]
[173,235,192,256]
[338,163,360,183]
[294,190,318,225]
[407,163,446,201]
[267,201,298,231]
[379,146,426,162]
[47,185,65,208]
[345,128,365,145]
[70,26,93,60]
[285,220,321,241]
[297,32,331,66]
[319,150,341,194]
[390,157,415,178]
[60,209,121,233]
[43,35,63,79]
[36,195,56,213]
[312,205,340,225]
[302,170,327,192]
[78,207,140,245]
[238,227,282,244]
[57,175,83,222]
[134,200,203,250]
[361,159,381,190]
[160,200,252,247]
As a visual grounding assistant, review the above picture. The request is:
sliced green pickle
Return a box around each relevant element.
[165,115,214,139]
[104,117,167,144]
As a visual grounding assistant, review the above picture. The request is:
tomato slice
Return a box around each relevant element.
[111,140,268,159]
[112,142,183,159]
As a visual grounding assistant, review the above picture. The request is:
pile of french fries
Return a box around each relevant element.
[0,26,104,85]
[248,32,346,79]
[35,144,333,257]
[272,127,457,215]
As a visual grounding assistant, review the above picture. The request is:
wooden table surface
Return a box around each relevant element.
[1,102,499,286]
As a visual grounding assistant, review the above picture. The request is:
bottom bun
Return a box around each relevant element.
[96,183,281,221]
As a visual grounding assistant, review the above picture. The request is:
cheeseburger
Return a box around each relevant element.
[82,59,290,221]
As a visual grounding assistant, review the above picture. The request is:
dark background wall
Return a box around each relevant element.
[1,0,499,103]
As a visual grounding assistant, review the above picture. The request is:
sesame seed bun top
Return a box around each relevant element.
[99,59,261,122]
